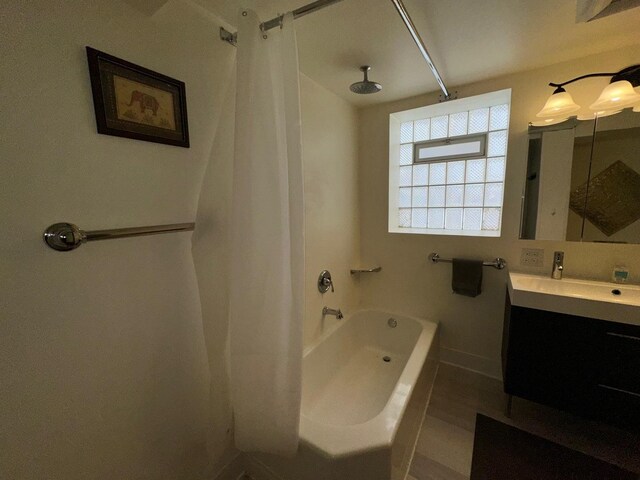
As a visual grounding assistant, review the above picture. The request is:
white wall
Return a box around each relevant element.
[357,44,640,378]
[299,75,361,346]
[1,1,237,478]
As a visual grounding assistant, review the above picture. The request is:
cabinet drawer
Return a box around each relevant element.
[502,303,601,412]
[599,330,640,396]
[502,292,640,431]
[595,383,640,428]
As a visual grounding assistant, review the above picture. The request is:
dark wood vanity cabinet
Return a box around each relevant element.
[502,291,640,431]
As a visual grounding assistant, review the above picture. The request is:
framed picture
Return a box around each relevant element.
[86,46,189,147]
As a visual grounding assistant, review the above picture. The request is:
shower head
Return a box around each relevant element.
[350,66,382,94]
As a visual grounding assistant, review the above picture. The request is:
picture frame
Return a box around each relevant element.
[86,46,189,148]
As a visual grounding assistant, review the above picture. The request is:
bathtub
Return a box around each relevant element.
[249,310,439,480]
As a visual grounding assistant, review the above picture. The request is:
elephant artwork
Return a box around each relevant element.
[87,47,187,145]
[126,90,160,116]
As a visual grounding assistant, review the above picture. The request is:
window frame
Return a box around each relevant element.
[413,133,487,163]
[388,89,512,237]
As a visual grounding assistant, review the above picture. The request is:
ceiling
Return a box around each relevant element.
[200,0,640,107]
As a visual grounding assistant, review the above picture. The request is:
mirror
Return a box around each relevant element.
[520,109,640,243]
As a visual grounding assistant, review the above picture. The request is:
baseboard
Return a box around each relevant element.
[214,452,246,480]
[244,454,285,480]
[212,451,295,480]
[440,347,502,380]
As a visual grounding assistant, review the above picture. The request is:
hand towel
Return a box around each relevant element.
[452,258,483,297]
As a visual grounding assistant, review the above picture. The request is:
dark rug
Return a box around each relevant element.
[471,414,639,480]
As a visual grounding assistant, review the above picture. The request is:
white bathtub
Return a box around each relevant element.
[250,310,439,480]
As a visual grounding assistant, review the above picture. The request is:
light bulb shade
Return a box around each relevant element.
[536,91,581,118]
[577,109,622,121]
[589,80,640,112]
[530,117,570,127]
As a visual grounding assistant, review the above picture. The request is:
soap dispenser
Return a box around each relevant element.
[612,265,629,284]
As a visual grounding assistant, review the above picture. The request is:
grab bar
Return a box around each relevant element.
[428,252,506,270]
[43,222,195,251]
[350,266,382,274]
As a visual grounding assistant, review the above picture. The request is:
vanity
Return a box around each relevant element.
[502,272,640,430]
[506,77,640,430]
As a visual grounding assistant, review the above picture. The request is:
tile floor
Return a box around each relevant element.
[407,363,640,480]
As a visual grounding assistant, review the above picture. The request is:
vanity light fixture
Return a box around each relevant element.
[535,88,580,118]
[530,116,570,127]
[589,80,640,111]
[576,109,622,121]
[534,64,640,123]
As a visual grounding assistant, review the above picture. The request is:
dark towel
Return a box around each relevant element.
[452,258,483,297]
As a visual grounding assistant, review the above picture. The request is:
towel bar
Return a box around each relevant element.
[43,222,195,251]
[428,252,506,270]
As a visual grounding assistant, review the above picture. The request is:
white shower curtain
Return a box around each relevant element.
[229,10,304,455]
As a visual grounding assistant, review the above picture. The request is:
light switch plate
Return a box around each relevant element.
[520,248,544,267]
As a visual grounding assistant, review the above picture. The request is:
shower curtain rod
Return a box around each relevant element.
[390,0,452,100]
[220,0,344,46]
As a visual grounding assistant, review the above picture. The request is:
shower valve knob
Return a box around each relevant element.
[318,270,334,293]
[322,277,334,292]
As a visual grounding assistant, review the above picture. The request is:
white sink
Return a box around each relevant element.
[508,272,640,326]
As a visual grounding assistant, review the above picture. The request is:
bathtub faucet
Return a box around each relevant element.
[322,306,343,319]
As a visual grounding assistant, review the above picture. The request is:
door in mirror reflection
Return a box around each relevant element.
[520,118,595,241]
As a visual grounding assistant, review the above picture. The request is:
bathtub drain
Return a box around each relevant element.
[383,356,391,362]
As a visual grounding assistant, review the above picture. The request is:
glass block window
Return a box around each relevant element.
[389,90,511,237]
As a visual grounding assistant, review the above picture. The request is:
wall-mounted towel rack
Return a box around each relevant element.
[428,252,506,270]
[350,266,382,274]
[43,222,195,251]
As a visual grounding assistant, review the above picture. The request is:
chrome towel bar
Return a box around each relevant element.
[43,222,195,251]
[350,266,382,274]
[428,252,506,270]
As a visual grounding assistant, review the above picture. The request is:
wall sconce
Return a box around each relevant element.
[532,65,640,126]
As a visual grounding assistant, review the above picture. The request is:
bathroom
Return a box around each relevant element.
[2,0,640,479]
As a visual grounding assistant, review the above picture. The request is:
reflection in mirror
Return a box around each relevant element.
[520,119,595,240]
[520,109,640,243]
[579,109,640,243]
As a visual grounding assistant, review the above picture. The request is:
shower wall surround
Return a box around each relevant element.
[300,75,361,346]
[358,43,640,379]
